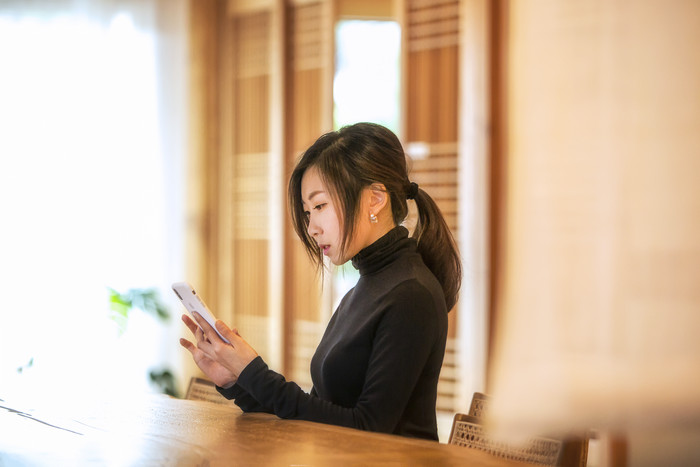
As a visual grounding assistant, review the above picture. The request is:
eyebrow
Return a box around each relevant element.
[302,190,325,206]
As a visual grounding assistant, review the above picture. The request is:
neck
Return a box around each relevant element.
[367,216,395,247]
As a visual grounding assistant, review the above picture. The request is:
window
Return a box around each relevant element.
[0,1,187,400]
[331,19,401,309]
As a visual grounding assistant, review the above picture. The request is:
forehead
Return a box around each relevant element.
[300,166,328,201]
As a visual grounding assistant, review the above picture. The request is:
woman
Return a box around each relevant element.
[180,122,461,440]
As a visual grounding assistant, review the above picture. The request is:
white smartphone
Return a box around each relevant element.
[172,281,229,343]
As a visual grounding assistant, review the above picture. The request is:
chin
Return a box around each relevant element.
[329,255,349,266]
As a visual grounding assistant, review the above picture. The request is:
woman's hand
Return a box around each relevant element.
[179,313,258,388]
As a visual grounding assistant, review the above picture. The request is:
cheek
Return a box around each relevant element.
[323,208,341,236]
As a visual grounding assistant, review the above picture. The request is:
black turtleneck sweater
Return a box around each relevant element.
[217,226,448,440]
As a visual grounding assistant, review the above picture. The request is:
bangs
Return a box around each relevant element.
[314,155,362,263]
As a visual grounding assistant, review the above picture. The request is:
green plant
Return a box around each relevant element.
[107,287,179,398]
[16,357,34,374]
[148,368,178,397]
[108,287,170,335]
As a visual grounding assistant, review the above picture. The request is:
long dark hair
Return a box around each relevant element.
[288,122,461,310]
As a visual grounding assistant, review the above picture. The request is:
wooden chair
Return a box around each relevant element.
[448,392,589,467]
[468,391,490,418]
[185,377,234,405]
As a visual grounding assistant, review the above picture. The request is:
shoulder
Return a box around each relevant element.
[369,278,447,353]
[387,274,434,299]
[376,275,447,332]
[350,254,447,324]
[381,257,446,309]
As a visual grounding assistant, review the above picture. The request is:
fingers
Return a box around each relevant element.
[181,337,212,361]
[181,336,210,355]
[182,314,210,349]
[180,317,256,384]
[191,311,213,335]
[181,314,199,335]
[182,313,239,360]
[179,337,195,353]
[215,320,237,342]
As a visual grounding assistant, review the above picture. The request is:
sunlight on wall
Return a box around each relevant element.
[0,5,186,401]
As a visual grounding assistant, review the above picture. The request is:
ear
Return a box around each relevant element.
[367,183,389,215]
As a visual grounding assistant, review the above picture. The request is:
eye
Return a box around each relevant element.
[314,203,326,211]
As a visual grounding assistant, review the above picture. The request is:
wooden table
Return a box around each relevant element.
[0,392,528,466]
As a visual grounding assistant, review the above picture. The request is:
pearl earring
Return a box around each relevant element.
[369,212,378,224]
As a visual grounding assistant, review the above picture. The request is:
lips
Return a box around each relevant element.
[319,244,330,255]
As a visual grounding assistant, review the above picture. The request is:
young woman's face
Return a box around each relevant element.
[301,166,346,265]
[301,166,380,265]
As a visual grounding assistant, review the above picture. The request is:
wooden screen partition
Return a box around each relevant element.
[284,0,334,388]
[187,0,222,310]
[186,0,225,385]
[186,0,288,370]
[188,0,333,380]
[403,0,461,414]
[227,7,275,362]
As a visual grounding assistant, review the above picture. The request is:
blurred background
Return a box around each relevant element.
[1,0,698,464]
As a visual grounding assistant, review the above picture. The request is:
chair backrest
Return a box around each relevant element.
[449,392,589,467]
[448,413,563,466]
[468,391,490,419]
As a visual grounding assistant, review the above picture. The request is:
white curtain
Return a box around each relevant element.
[0,0,188,400]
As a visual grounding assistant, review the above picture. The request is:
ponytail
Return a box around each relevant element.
[409,185,461,311]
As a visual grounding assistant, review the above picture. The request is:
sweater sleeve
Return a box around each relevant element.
[216,371,322,414]
[233,281,441,435]
[216,381,273,413]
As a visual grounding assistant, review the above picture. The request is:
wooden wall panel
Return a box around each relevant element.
[186,0,225,382]
[405,0,460,233]
[225,10,274,355]
[284,0,332,387]
[337,0,394,18]
[190,0,330,381]
[403,0,460,413]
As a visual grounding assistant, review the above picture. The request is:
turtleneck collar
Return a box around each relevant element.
[351,225,413,276]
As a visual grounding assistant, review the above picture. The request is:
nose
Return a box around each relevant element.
[307,215,320,237]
